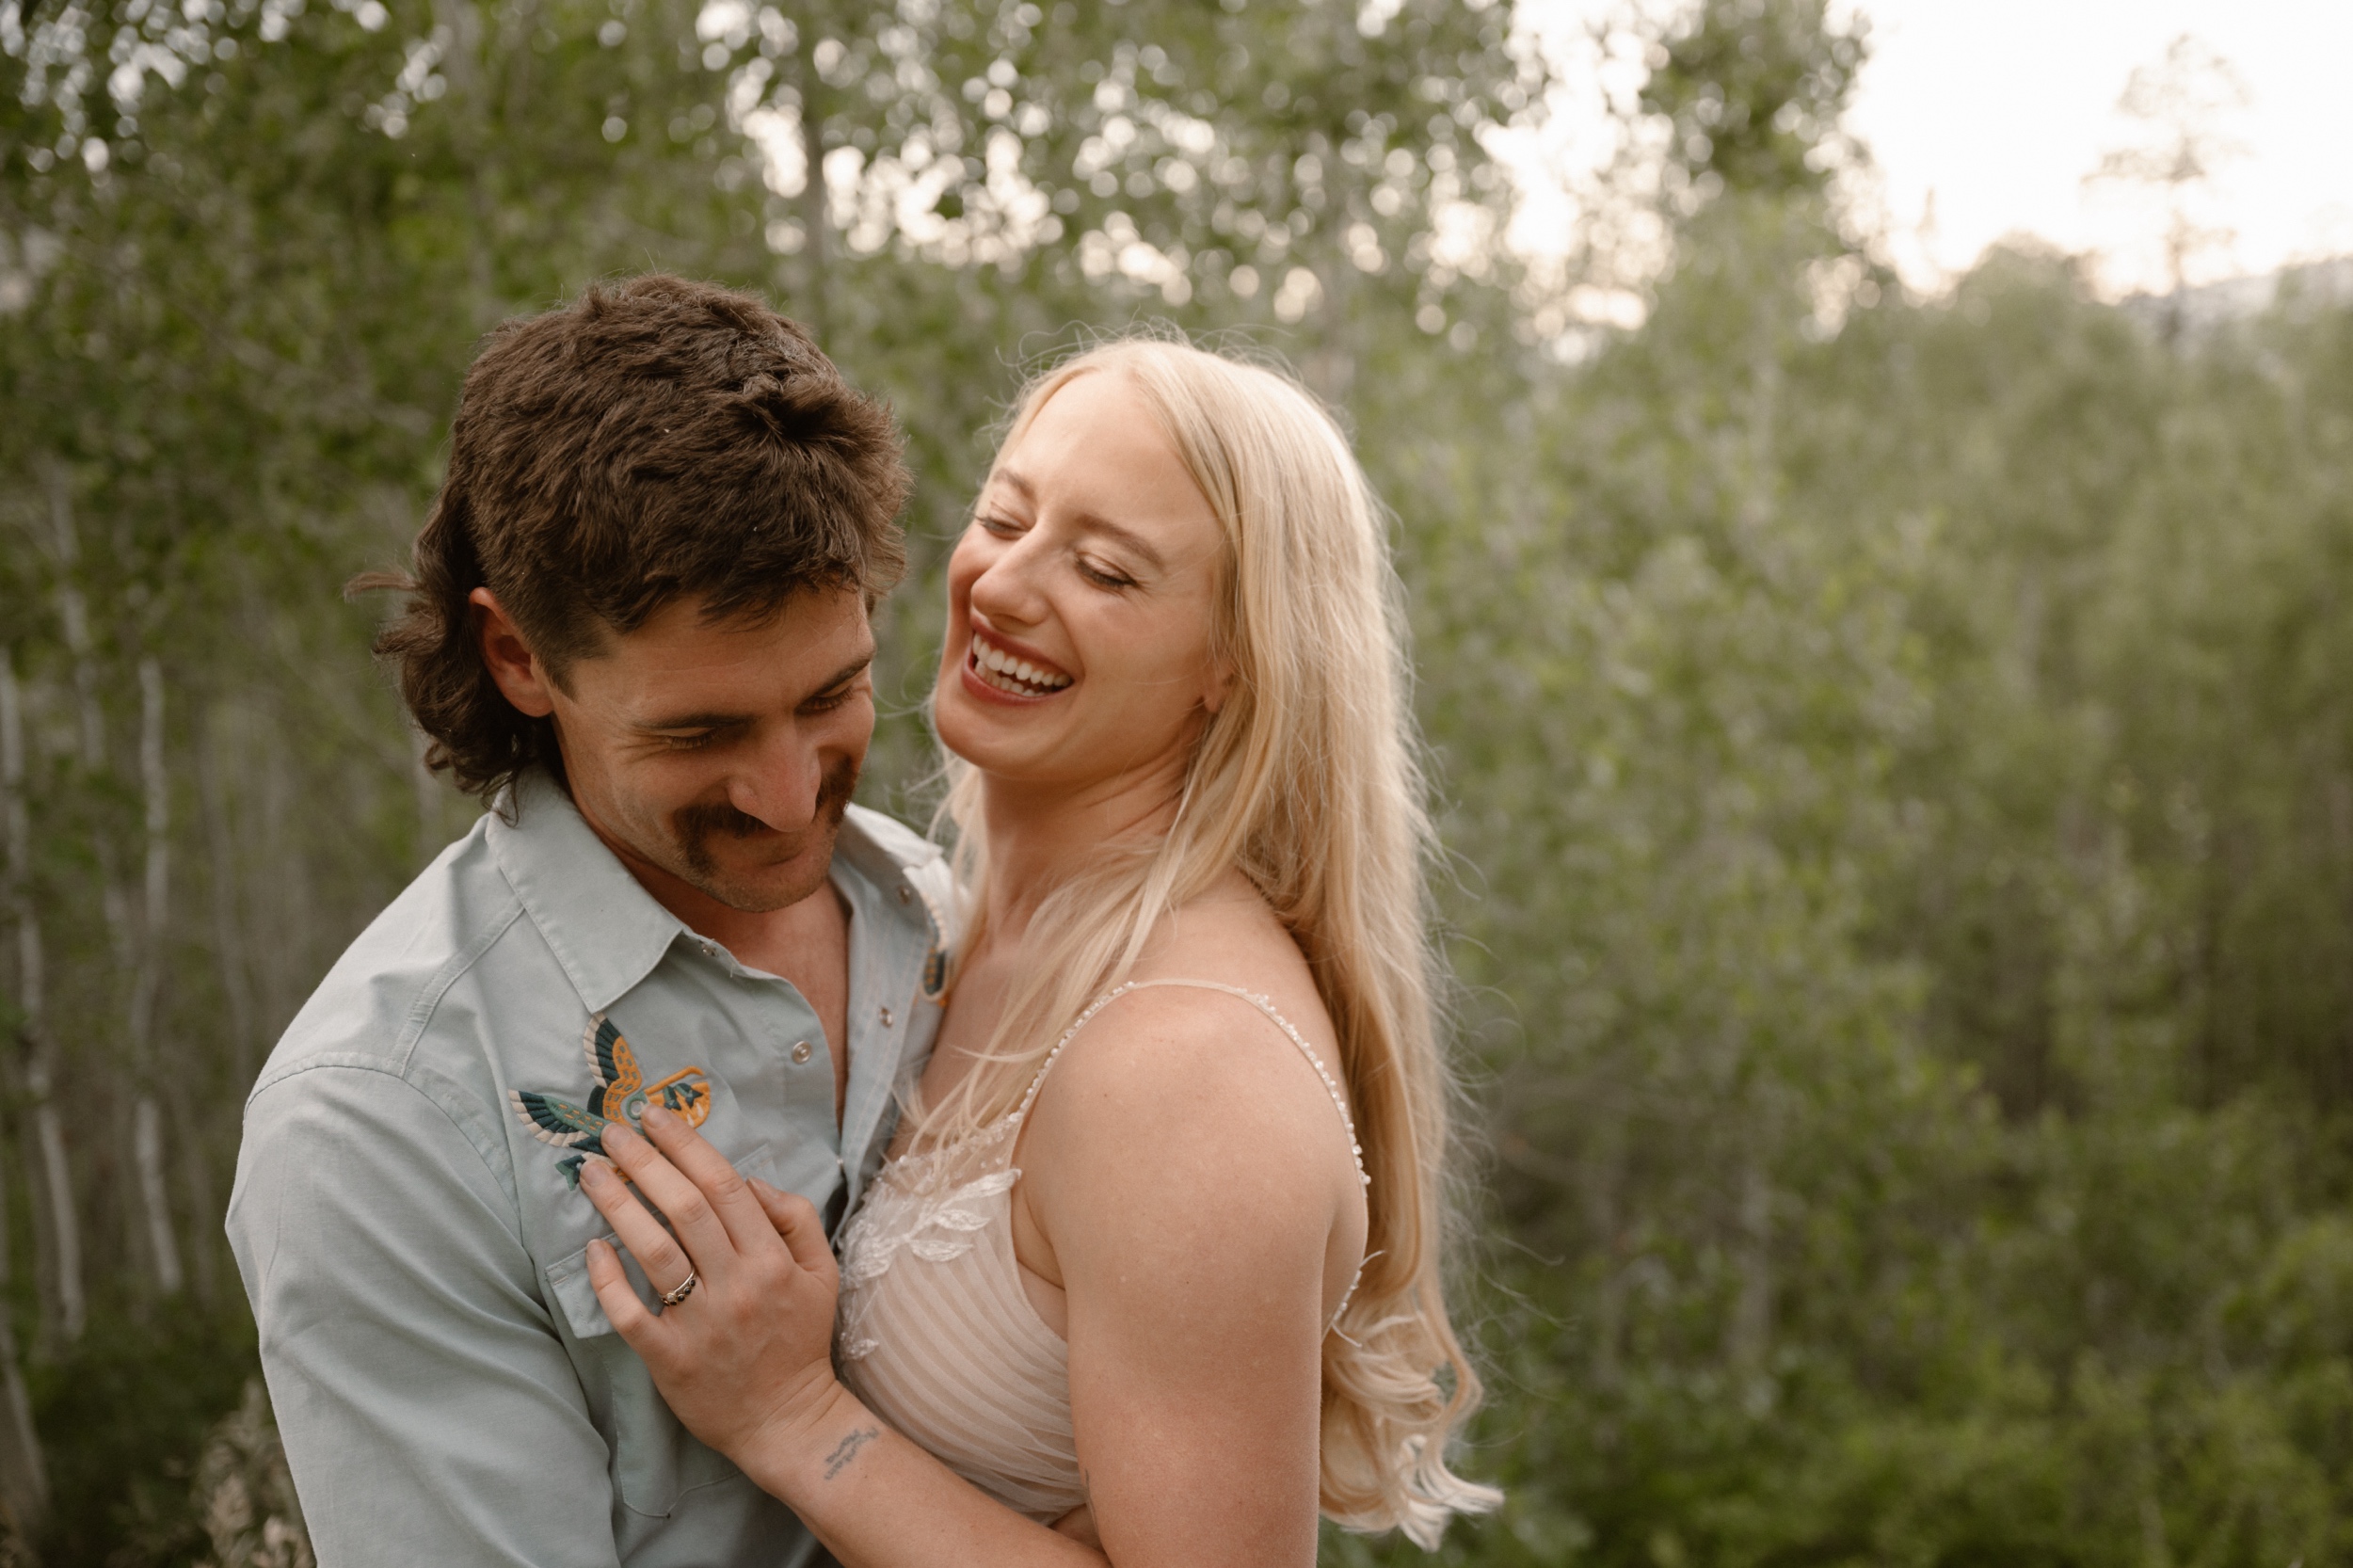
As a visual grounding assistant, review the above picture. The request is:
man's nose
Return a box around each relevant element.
[728,724,822,831]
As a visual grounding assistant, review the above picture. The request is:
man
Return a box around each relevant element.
[227,275,952,1567]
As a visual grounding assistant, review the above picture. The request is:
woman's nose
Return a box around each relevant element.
[968,535,1048,627]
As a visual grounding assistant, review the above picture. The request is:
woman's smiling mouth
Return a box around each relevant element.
[967,629,1072,698]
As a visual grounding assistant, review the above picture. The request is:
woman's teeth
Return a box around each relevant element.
[972,642,1070,696]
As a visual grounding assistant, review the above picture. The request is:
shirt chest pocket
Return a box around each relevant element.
[541,1144,777,1518]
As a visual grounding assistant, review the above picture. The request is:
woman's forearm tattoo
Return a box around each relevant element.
[822,1426,880,1480]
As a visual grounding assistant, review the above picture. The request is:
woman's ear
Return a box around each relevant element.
[1203,654,1238,717]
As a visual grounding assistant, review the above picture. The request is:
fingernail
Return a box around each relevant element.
[602,1123,638,1152]
[580,1160,611,1187]
[643,1104,677,1130]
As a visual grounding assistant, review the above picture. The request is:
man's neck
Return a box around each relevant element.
[577,803,855,1126]
[586,817,837,976]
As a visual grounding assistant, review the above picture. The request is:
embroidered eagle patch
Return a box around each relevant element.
[510,1015,712,1189]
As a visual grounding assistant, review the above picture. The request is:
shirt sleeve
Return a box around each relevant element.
[228,1060,622,1568]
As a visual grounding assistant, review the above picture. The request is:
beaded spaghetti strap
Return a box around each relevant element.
[1011,978,1372,1334]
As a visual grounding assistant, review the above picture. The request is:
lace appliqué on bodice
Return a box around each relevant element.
[836,1113,1021,1362]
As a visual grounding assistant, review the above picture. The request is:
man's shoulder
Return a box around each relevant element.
[248,820,543,1100]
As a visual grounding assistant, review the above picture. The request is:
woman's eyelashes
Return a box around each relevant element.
[972,512,1140,592]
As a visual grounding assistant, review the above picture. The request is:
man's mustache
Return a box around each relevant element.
[673,759,858,875]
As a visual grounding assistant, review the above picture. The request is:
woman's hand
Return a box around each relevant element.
[579,1105,842,1464]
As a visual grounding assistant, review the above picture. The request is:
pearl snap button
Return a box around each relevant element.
[879,1007,894,1027]
[791,1040,813,1064]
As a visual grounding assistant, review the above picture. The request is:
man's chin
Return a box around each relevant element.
[668,824,842,908]
[683,852,835,914]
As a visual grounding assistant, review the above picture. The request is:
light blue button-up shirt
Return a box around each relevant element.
[228,772,952,1567]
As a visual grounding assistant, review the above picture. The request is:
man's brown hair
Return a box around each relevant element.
[360,274,909,803]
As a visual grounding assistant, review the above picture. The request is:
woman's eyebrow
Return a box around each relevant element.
[986,469,1036,508]
[1072,512,1166,572]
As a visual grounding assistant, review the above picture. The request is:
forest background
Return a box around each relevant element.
[7,0,2353,1561]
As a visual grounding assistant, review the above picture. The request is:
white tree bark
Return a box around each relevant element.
[50,480,175,1309]
[4,642,84,1346]
[132,659,184,1297]
[0,652,56,1530]
[199,712,260,1089]
[0,1144,50,1541]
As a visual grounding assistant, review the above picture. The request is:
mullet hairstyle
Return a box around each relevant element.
[920,339,1502,1545]
[357,274,910,802]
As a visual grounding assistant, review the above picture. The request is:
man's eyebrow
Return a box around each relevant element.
[632,653,872,730]
[808,650,877,697]
[987,467,1168,572]
[632,707,753,733]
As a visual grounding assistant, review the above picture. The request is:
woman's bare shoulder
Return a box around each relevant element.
[1022,883,1353,1194]
[1130,875,1330,1030]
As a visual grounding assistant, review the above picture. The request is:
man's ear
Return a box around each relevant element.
[470,588,558,718]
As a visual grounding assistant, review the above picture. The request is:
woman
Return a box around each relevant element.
[576,338,1499,1563]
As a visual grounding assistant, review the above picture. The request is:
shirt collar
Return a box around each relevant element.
[487,770,942,1013]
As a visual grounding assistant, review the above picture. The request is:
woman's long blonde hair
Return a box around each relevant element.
[920,337,1500,1544]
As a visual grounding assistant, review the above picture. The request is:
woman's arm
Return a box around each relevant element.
[1018,985,1344,1564]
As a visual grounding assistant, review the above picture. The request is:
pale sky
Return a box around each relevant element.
[1514,0,2353,297]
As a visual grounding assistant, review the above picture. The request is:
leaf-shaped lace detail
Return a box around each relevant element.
[842,1166,1017,1274]
[836,1132,1023,1360]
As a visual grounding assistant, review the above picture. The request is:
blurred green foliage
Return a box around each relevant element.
[7,0,2353,1562]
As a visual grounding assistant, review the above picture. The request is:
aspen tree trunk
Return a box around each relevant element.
[0,653,58,1537]
[52,477,167,1308]
[1729,1150,1772,1372]
[429,0,496,323]
[1727,1084,1777,1376]
[32,1092,79,1345]
[198,716,260,1090]
[131,659,185,1296]
[1579,1111,1629,1390]
[0,1144,50,1544]
[171,1092,218,1304]
[789,32,828,341]
[9,582,86,1350]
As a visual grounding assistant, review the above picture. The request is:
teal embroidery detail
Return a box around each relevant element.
[509,1014,712,1186]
